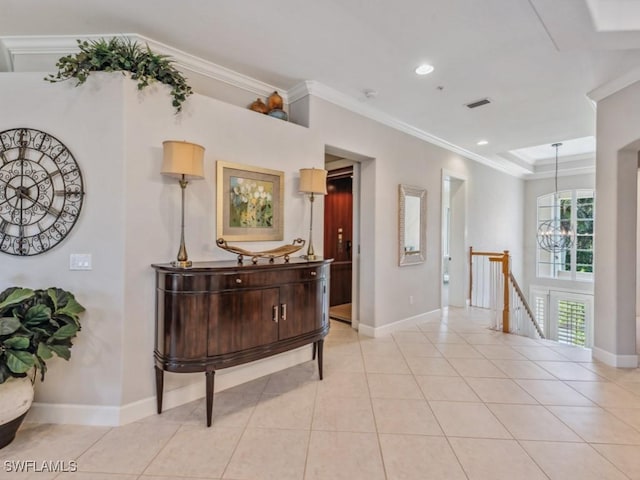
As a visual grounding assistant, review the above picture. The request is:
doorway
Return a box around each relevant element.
[324,165,353,323]
[442,171,467,308]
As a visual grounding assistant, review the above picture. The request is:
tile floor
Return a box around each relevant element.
[3,307,640,479]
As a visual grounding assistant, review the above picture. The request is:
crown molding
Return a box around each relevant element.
[289,80,525,177]
[524,164,596,180]
[0,34,286,101]
[588,65,640,102]
[134,35,287,102]
[2,34,533,178]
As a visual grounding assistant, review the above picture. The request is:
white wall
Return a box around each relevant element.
[0,69,526,424]
[303,96,525,329]
[593,79,640,367]
[0,73,127,407]
[119,78,322,406]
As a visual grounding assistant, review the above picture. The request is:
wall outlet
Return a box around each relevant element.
[70,253,92,271]
[409,295,414,305]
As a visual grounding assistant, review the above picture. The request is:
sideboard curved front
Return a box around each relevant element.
[152,258,331,426]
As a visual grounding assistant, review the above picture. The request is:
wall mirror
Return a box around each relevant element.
[399,184,427,266]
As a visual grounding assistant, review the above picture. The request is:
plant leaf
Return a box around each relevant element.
[0,288,34,312]
[49,324,78,341]
[37,342,54,360]
[6,349,35,373]
[3,336,29,349]
[25,304,51,325]
[0,364,12,384]
[47,344,71,361]
[56,297,85,318]
[0,316,21,335]
[35,356,47,382]
[44,36,192,113]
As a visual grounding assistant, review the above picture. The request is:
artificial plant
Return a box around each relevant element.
[0,287,85,384]
[45,37,193,113]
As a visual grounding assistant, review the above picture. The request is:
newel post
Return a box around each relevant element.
[502,250,510,333]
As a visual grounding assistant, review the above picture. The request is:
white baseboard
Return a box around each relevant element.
[26,402,121,426]
[26,345,313,426]
[592,346,639,368]
[358,309,441,337]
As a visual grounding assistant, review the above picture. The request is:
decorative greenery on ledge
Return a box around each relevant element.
[45,37,193,113]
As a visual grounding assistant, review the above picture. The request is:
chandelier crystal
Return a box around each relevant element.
[536,143,575,253]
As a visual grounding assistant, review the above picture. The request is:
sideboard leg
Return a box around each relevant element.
[317,339,324,380]
[312,341,317,360]
[205,370,215,427]
[155,366,164,414]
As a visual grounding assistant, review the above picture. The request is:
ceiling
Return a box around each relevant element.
[1,0,640,178]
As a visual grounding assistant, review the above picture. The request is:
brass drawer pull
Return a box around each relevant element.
[310,271,317,276]
[235,278,243,284]
[272,305,279,323]
[281,303,287,321]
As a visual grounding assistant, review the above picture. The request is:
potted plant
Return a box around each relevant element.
[0,287,85,449]
[45,37,193,113]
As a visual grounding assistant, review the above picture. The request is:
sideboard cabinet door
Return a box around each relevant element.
[278,279,326,341]
[157,291,208,363]
[208,288,279,355]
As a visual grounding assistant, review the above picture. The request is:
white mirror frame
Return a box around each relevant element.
[399,184,427,266]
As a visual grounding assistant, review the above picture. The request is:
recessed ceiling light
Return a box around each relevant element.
[415,64,434,75]
[477,140,489,146]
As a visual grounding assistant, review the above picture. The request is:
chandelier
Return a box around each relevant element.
[536,142,575,253]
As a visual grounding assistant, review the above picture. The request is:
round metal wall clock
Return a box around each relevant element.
[0,128,85,256]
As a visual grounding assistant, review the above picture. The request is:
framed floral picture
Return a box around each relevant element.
[216,160,284,241]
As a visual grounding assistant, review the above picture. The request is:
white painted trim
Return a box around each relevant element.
[592,346,639,368]
[296,80,522,177]
[1,35,532,178]
[524,165,596,180]
[26,402,120,426]
[25,346,313,426]
[442,168,469,182]
[0,34,285,101]
[588,65,640,102]
[529,284,594,296]
[358,309,441,337]
[287,81,313,103]
[137,35,285,101]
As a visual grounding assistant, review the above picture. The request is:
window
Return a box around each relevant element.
[556,299,587,346]
[530,287,593,347]
[537,189,594,281]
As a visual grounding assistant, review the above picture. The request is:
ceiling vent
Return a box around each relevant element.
[465,98,491,109]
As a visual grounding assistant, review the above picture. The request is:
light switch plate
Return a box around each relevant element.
[70,253,92,271]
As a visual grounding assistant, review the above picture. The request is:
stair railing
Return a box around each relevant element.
[469,247,544,339]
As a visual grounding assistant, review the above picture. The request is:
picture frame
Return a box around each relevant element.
[216,160,284,241]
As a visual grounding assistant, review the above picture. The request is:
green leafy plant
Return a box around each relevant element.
[0,287,85,384]
[45,37,193,113]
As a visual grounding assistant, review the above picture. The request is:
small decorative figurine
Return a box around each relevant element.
[267,91,283,111]
[249,98,268,114]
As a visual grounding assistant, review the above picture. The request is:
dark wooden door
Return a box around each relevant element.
[324,168,353,307]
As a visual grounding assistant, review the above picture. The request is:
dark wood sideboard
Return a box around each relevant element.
[151,258,332,426]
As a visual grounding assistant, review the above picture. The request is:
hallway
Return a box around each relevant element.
[4,307,640,479]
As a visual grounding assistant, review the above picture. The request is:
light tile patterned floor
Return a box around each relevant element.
[4,307,640,479]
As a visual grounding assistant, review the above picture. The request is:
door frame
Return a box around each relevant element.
[441,169,467,309]
[324,148,366,330]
